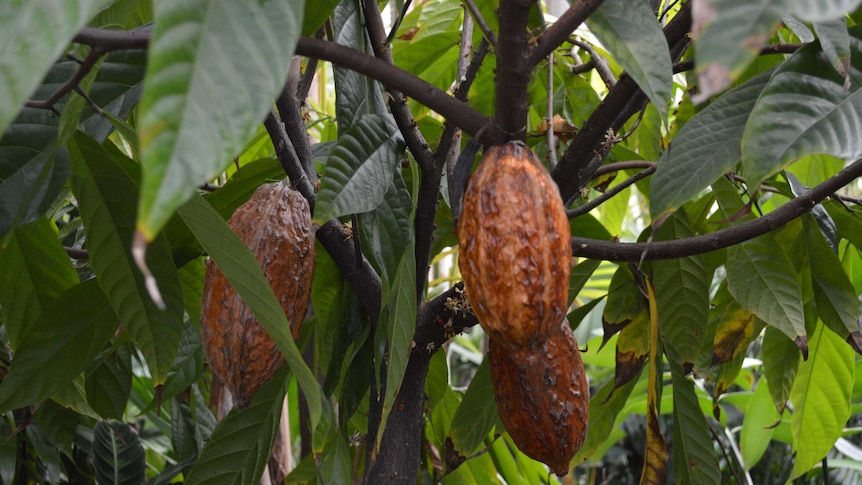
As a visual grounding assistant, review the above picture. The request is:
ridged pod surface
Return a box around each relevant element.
[457,141,571,350]
[489,323,589,476]
[200,182,315,408]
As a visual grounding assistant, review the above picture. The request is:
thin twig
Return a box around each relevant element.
[463,0,497,46]
[570,158,862,261]
[546,52,558,169]
[26,48,104,111]
[570,37,615,89]
[527,0,605,67]
[594,160,656,177]
[65,247,89,259]
[567,165,656,218]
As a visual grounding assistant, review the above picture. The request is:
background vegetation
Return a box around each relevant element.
[1,0,862,483]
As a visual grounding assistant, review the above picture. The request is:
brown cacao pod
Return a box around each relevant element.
[200,182,315,408]
[489,322,589,476]
[457,141,571,350]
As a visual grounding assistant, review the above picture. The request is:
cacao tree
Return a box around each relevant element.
[1,0,862,483]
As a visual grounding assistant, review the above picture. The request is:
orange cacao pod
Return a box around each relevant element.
[489,322,589,476]
[200,182,315,408]
[457,141,571,350]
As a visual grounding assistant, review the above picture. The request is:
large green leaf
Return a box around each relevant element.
[448,358,498,455]
[314,114,404,224]
[789,323,854,480]
[650,70,771,218]
[0,217,77,348]
[726,234,806,346]
[741,27,862,187]
[69,133,184,382]
[0,106,70,239]
[158,318,204,407]
[374,244,417,453]
[331,0,388,131]
[573,373,641,464]
[358,172,413,287]
[85,345,133,420]
[136,0,305,239]
[814,18,852,81]
[0,279,117,411]
[0,0,111,135]
[740,377,779,469]
[185,368,286,485]
[587,0,672,121]
[92,420,147,485]
[692,0,785,101]
[176,194,322,430]
[669,348,720,484]
[804,216,861,340]
[761,326,801,413]
[792,0,862,22]
[653,210,710,366]
[79,49,148,143]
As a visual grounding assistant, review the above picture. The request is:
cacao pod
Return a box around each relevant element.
[201,182,315,408]
[489,322,589,476]
[457,141,571,351]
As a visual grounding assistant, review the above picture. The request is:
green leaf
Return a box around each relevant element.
[176,194,322,431]
[375,245,417,452]
[301,0,339,36]
[0,217,77,348]
[359,173,413,287]
[317,431,352,484]
[92,420,147,485]
[669,348,720,485]
[573,373,641,464]
[791,0,862,22]
[69,133,184,382]
[136,0,305,239]
[653,210,710,366]
[726,234,806,347]
[587,0,672,120]
[740,377,779,470]
[331,0,388,131]
[650,70,771,217]
[448,358,498,455]
[441,451,500,485]
[761,326,801,413]
[0,279,117,412]
[569,259,601,305]
[691,0,786,101]
[789,323,854,480]
[0,0,111,135]
[85,344,133,420]
[741,27,862,187]
[314,114,404,224]
[185,368,286,485]
[814,19,852,81]
[79,49,147,141]
[803,215,861,339]
[159,318,204,406]
[0,107,70,239]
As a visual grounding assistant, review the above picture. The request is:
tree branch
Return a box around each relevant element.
[276,84,317,185]
[26,47,104,111]
[73,27,150,50]
[551,1,691,201]
[494,0,536,142]
[570,158,862,261]
[566,165,656,218]
[527,0,605,67]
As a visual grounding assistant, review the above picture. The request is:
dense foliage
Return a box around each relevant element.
[1,0,862,483]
